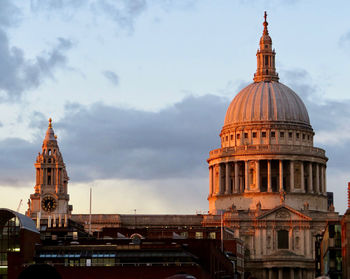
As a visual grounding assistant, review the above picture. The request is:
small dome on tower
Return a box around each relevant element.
[44,118,57,142]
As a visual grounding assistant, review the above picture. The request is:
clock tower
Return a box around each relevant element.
[26,118,72,223]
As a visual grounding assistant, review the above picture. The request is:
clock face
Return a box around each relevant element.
[41,196,57,212]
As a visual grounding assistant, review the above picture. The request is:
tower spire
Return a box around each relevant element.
[253,11,279,82]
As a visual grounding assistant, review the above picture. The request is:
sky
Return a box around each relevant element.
[1,0,350,215]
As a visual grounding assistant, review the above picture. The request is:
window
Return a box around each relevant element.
[244,133,248,139]
[271,131,275,138]
[252,132,257,138]
[289,132,293,138]
[180,231,188,238]
[209,232,216,239]
[262,132,266,138]
[237,134,240,140]
[195,232,203,239]
[307,135,310,140]
[230,135,233,140]
[296,133,300,139]
[226,136,228,141]
[280,132,284,138]
[302,134,305,140]
[278,230,289,249]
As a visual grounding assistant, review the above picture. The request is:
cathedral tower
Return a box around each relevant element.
[26,119,72,221]
[204,13,339,278]
[207,12,328,213]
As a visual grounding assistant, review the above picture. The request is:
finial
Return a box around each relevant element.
[48,118,52,129]
[263,11,269,35]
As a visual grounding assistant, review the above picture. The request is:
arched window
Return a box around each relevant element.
[278,230,289,249]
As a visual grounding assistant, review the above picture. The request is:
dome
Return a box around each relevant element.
[224,81,311,128]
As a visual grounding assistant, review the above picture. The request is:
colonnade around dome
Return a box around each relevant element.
[209,159,326,196]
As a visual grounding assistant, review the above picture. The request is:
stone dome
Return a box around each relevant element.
[224,81,311,129]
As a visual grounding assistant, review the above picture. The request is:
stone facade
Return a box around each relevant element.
[206,13,340,279]
[26,119,72,226]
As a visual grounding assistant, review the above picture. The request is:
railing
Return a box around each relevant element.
[209,144,326,158]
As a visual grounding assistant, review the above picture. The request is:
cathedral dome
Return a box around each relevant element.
[224,81,311,128]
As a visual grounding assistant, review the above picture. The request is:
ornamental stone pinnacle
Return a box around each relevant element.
[253,11,279,82]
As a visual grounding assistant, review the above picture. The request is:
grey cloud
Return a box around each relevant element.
[103,71,119,86]
[339,31,350,49]
[0,1,21,28]
[95,0,147,32]
[30,0,87,10]
[0,137,38,185]
[13,95,228,185]
[281,68,350,173]
[0,34,72,101]
[30,0,197,33]
[57,94,228,182]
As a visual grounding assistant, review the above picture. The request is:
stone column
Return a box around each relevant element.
[278,268,283,279]
[225,163,231,194]
[290,268,294,279]
[290,160,294,192]
[256,160,260,191]
[209,166,213,196]
[320,165,324,195]
[308,163,313,193]
[297,269,302,279]
[234,162,239,193]
[267,160,272,192]
[306,229,311,257]
[219,164,224,195]
[268,269,273,279]
[279,160,283,191]
[245,161,249,191]
[301,161,305,193]
[316,163,320,194]
[324,165,327,194]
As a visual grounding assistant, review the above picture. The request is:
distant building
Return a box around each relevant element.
[319,221,342,278]
[0,208,40,279]
[341,183,350,279]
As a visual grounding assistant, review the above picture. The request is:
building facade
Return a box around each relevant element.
[205,12,340,279]
[26,118,72,226]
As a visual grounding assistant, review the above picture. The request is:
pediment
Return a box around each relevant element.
[257,205,311,221]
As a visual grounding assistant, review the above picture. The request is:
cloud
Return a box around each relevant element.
[57,94,228,182]
[339,31,350,49]
[0,94,227,185]
[29,0,197,33]
[0,1,21,28]
[282,68,350,212]
[0,35,72,101]
[103,70,119,86]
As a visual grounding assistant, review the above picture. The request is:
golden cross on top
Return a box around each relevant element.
[264,11,267,23]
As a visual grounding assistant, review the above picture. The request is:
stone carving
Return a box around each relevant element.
[267,235,271,249]
[276,210,291,219]
[280,190,286,204]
